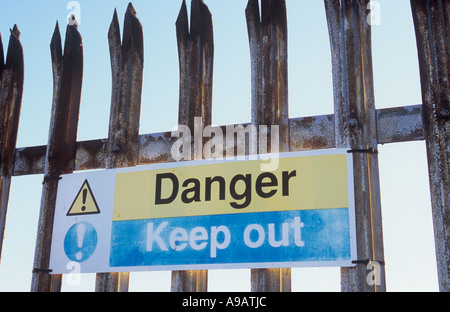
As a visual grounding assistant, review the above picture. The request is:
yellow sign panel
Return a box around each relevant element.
[67,180,101,216]
[113,152,350,221]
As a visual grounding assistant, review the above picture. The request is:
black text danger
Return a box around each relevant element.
[154,170,297,209]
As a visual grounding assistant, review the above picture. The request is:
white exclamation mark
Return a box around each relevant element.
[76,223,86,261]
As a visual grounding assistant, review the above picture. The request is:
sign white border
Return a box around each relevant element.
[50,149,357,274]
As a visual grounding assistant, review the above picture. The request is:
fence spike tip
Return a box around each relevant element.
[178,0,187,18]
[50,21,62,62]
[51,21,61,45]
[246,0,260,16]
[108,7,121,61]
[112,8,119,20]
[176,0,189,31]
[68,14,79,28]
[127,3,137,16]
[0,33,3,70]
[109,8,120,34]
[10,25,21,39]
[52,21,61,35]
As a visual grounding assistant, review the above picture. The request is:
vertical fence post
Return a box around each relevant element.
[171,0,213,292]
[324,0,386,292]
[31,21,83,292]
[411,0,450,292]
[246,0,291,292]
[95,3,144,292]
[0,26,24,264]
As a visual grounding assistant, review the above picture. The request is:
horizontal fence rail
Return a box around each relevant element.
[0,0,448,292]
[12,104,424,177]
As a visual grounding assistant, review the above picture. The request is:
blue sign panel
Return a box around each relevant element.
[110,209,352,270]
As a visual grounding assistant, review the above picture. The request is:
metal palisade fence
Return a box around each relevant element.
[0,0,448,292]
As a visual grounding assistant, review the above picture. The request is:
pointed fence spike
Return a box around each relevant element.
[199,0,213,48]
[189,0,202,39]
[246,0,261,34]
[96,2,144,293]
[246,0,291,292]
[108,8,121,77]
[31,19,83,293]
[10,25,20,39]
[127,2,137,16]
[176,0,190,47]
[0,21,24,264]
[0,33,4,73]
[122,1,144,55]
[171,0,213,292]
[50,22,63,66]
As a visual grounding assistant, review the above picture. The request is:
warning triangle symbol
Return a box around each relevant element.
[67,180,101,216]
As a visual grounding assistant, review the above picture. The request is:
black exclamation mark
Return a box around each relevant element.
[82,189,87,212]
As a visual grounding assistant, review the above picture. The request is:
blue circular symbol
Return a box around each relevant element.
[64,222,98,263]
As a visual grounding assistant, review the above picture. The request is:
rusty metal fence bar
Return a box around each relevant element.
[95,3,144,293]
[12,104,424,176]
[11,104,424,177]
[0,0,448,292]
[171,0,213,292]
[0,25,23,267]
[324,0,386,292]
[30,21,83,292]
[246,0,291,292]
[411,0,450,292]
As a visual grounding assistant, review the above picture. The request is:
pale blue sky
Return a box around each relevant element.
[0,0,438,292]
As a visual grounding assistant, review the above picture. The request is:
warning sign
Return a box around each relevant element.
[67,180,101,216]
[50,150,357,274]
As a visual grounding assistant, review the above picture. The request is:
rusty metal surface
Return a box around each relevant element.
[95,3,144,293]
[0,177,12,263]
[176,0,213,132]
[290,105,425,149]
[411,0,450,292]
[377,105,424,144]
[290,114,335,151]
[325,0,386,292]
[31,21,83,292]
[246,0,290,152]
[105,4,143,169]
[75,139,107,170]
[14,139,107,176]
[0,26,24,177]
[138,132,176,164]
[0,33,2,75]
[246,0,291,292]
[14,145,47,176]
[0,25,24,263]
[171,0,213,293]
[11,104,426,177]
